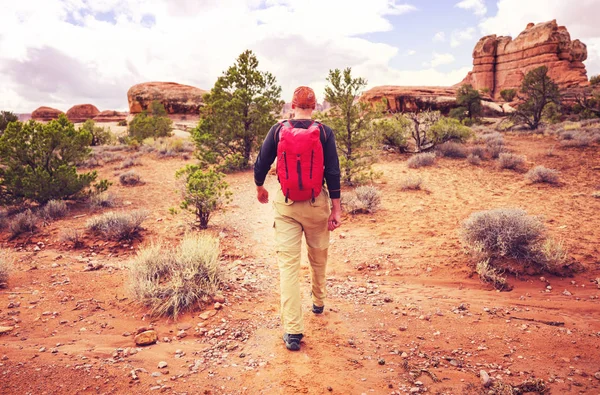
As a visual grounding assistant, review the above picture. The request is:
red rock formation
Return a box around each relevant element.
[361,86,458,114]
[127,82,207,115]
[93,110,128,123]
[66,104,100,123]
[31,106,64,121]
[459,20,589,101]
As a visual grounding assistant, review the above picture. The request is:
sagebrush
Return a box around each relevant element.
[407,153,436,169]
[129,235,223,318]
[525,166,559,184]
[344,185,382,214]
[41,199,69,221]
[498,153,526,171]
[119,171,142,186]
[9,209,38,238]
[86,210,148,240]
[0,250,9,288]
[400,175,423,191]
[436,142,469,158]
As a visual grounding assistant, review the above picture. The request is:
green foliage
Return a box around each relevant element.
[500,89,517,102]
[372,115,411,151]
[176,165,232,229]
[449,106,468,121]
[405,111,441,152]
[93,179,112,194]
[512,66,560,130]
[321,68,383,185]
[80,119,115,146]
[192,50,283,172]
[542,102,562,124]
[456,84,482,119]
[0,111,18,134]
[128,103,173,142]
[590,75,600,86]
[0,115,97,205]
[428,117,474,144]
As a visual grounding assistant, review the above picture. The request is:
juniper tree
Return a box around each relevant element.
[513,66,560,130]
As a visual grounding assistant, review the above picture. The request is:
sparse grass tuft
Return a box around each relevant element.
[469,146,487,159]
[467,154,482,165]
[475,259,512,291]
[119,171,142,186]
[436,142,468,158]
[560,134,592,147]
[400,175,423,191]
[0,250,10,288]
[0,211,7,230]
[89,192,118,209]
[40,199,69,221]
[9,210,38,238]
[60,228,84,248]
[525,166,559,184]
[86,210,148,240]
[344,185,382,214]
[128,235,223,318]
[118,157,142,169]
[407,152,436,168]
[498,153,526,171]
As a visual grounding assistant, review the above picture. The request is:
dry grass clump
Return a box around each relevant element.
[525,166,559,184]
[559,134,592,147]
[60,228,84,248]
[9,210,39,238]
[467,154,482,165]
[100,151,124,164]
[407,152,436,168]
[86,210,148,240]
[462,208,581,290]
[400,175,423,191]
[89,192,118,209]
[118,157,142,169]
[142,137,195,158]
[479,132,506,158]
[128,235,223,318]
[436,142,468,158]
[40,199,69,221]
[119,171,143,186]
[343,185,382,214]
[0,250,10,288]
[498,153,526,171]
[469,146,487,159]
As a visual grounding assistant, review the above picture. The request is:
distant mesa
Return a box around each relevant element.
[93,110,128,123]
[66,104,100,123]
[31,106,64,121]
[127,82,207,115]
[361,86,458,114]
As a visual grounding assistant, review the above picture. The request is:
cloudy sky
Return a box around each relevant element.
[1,0,599,113]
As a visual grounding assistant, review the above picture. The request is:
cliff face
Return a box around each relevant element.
[127,82,207,115]
[459,20,589,100]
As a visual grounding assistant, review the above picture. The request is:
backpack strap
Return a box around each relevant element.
[274,120,328,144]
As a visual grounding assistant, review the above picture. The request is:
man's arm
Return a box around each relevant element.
[322,126,342,230]
[254,124,280,203]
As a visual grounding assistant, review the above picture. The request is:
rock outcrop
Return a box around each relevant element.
[31,106,64,121]
[361,86,458,114]
[66,104,100,123]
[93,110,128,123]
[459,20,588,100]
[127,82,207,115]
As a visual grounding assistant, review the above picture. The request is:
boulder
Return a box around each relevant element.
[360,86,458,114]
[127,82,207,115]
[31,106,64,121]
[93,110,128,123]
[134,330,158,346]
[459,20,589,101]
[66,104,100,123]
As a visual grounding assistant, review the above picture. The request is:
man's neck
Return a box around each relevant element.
[294,110,314,119]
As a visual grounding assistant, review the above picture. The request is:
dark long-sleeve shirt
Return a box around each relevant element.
[254,119,341,199]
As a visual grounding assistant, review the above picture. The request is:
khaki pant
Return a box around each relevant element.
[273,187,331,335]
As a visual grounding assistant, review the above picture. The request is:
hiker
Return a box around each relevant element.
[254,86,341,351]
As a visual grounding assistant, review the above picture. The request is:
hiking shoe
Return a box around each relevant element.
[283,333,303,351]
[312,304,324,314]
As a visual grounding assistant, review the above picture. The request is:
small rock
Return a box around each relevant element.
[239,353,246,358]
[327,386,333,392]
[134,330,158,346]
[410,388,420,393]
[401,352,408,358]
[158,361,168,369]
[480,370,492,387]
[0,326,14,335]
[176,323,192,331]
[562,290,572,296]
[378,358,385,365]
[199,310,217,320]
[131,370,138,380]
[594,372,600,380]
[213,294,226,303]
[399,326,407,332]
[39,347,46,352]
[214,302,223,310]
[151,372,162,377]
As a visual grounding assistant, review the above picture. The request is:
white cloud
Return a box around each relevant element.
[455,0,487,17]
[450,27,476,48]
[433,31,446,42]
[407,50,417,56]
[480,0,600,78]
[423,53,456,68]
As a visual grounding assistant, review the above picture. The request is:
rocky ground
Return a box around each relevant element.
[1,131,599,394]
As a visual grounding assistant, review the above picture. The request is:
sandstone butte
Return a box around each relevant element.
[31,106,64,121]
[362,20,589,112]
[127,82,207,115]
[93,110,128,123]
[66,104,100,123]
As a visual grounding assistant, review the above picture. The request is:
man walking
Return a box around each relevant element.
[254,86,341,351]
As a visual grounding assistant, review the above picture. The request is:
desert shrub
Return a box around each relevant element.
[560,134,592,147]
[89,192,118,209]
[470,146,487,159]
[498,153,525,171]
[118,120,128,127]
[407,152,436,169]
[449,106,468,121]
[476,259,511,291]
[0,250,9,288]
[456,84,482,120]
[467,154,482,165]
[0,115,97,205]
[60,228,83,248]
[119,171,142,186]
[9,209,38,238]
[591,75,600,86]
[0,111,18,134]
[436,142,469,158]
[428,117,473,144]
[40,199,69,220]
[99,151,124,164]
[354,185,381,213]
[128,235,223,318]
[128,107,173,142]
[373,116,410,151]
[86,210,149,240]
[176,165,231,229]
[400,175,423,191]
[525,166,559,184]
[80,119,116,146]
[542,102,562,124]
[500,89,517,102]
[118,157,141,169]
[0,210,7,230]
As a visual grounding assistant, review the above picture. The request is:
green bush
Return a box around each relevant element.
[176,165,231,229]
[80,119,115,146]
[128,103,173,142]
[449,107,468,121]
[590,75,600,86]
[0,111,18,134]
[373,116,410,151]
[500,89,517,102]
[428,118,473,144]
[0,115,97,205]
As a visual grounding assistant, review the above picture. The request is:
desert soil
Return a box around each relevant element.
[1,132,599,395]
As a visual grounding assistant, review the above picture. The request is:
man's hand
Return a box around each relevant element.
[257,186,269,204]
[328,198,341,231]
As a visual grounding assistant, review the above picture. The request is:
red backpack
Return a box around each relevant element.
[276,120,324,202]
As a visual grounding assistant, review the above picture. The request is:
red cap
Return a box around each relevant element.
[292,86,316,109]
